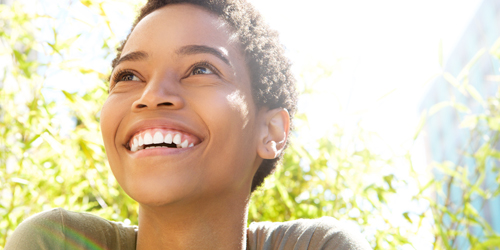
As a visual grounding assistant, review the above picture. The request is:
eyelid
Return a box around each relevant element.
[186,61,222,78]
[110,69,142,89]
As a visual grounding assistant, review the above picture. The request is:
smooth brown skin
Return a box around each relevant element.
[100,4,290,250]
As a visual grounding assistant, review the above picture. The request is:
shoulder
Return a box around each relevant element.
[247,217,372,250]
[5,208,137,250]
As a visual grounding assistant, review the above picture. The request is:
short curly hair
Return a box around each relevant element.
[111,0,297,192]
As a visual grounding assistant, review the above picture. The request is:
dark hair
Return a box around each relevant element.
[111,0,297,192]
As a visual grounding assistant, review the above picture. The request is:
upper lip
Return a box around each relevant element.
[122,118,204,148]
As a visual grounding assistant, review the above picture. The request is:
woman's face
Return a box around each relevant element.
[100,4,263,206]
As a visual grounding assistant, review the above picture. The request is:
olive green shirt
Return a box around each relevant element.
[5,208,372,250]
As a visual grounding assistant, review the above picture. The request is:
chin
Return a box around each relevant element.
[119,174,197,207]
[126,186,188,207]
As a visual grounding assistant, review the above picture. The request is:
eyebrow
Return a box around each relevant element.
[111,45,232,70]
[112,51,149,68]
[176,45,232,66]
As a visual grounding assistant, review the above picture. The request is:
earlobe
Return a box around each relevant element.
[257,108,290,159]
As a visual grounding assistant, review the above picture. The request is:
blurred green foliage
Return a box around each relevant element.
[0,1,140,248]
[1,1,500,249]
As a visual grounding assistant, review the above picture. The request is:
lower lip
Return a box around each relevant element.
[128,146,194,158]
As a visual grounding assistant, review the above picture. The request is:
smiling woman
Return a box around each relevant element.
[4,0,372,249]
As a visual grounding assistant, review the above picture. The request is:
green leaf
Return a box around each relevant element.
[403,212,412,224]
[59,34,82,51]
[489,37,500,59]
[478,237,500,248]
[80,0,93,7]
[464,203,481,219]
[465,84,485,107]
[11,178,29,185]
[451,102,470,113]
[457,48,485,81]
[417,179,435,196]
[383,174,395,191]
[459,115,477,129]
[487,117,500,131]
[62,90,76,103]
[429,101,450,115]
[40,132,63,154]
[274,179,295,214]
[443,72,460,88]
[47,42,61,55]
[436,220,452,249]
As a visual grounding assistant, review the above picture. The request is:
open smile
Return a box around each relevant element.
[126,128,202,152]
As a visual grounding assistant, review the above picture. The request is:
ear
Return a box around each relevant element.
[257,108,290,159]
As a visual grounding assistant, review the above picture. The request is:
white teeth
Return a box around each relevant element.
[144,132,153,145]
[130,138,138,152]
[173,134,181,145]
[130,131,196,152]
[164,133,173,144]
[153,132,163,144]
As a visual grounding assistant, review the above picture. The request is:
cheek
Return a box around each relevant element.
[226,90,250,129]
[196,89,258,166]
[100,95,127,152]
[191,88,254,137]
[100,95,132,186]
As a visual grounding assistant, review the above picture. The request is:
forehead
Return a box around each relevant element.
[122,4,240,60]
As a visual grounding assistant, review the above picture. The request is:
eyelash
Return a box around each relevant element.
[187,60,221,77]
[111,69,137,85]
[110,61,221,89]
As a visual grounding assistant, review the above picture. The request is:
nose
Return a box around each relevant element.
[132,74,184,112]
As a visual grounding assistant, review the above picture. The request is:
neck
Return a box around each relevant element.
[136,192,250,250]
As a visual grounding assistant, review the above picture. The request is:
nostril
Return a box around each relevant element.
[137,104,147,108]
[158,102,173,107]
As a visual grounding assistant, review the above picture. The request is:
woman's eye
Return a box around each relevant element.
[120,73,141,82]
[190,66,213,76]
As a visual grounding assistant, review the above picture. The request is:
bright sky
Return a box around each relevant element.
[249,0,482,148]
